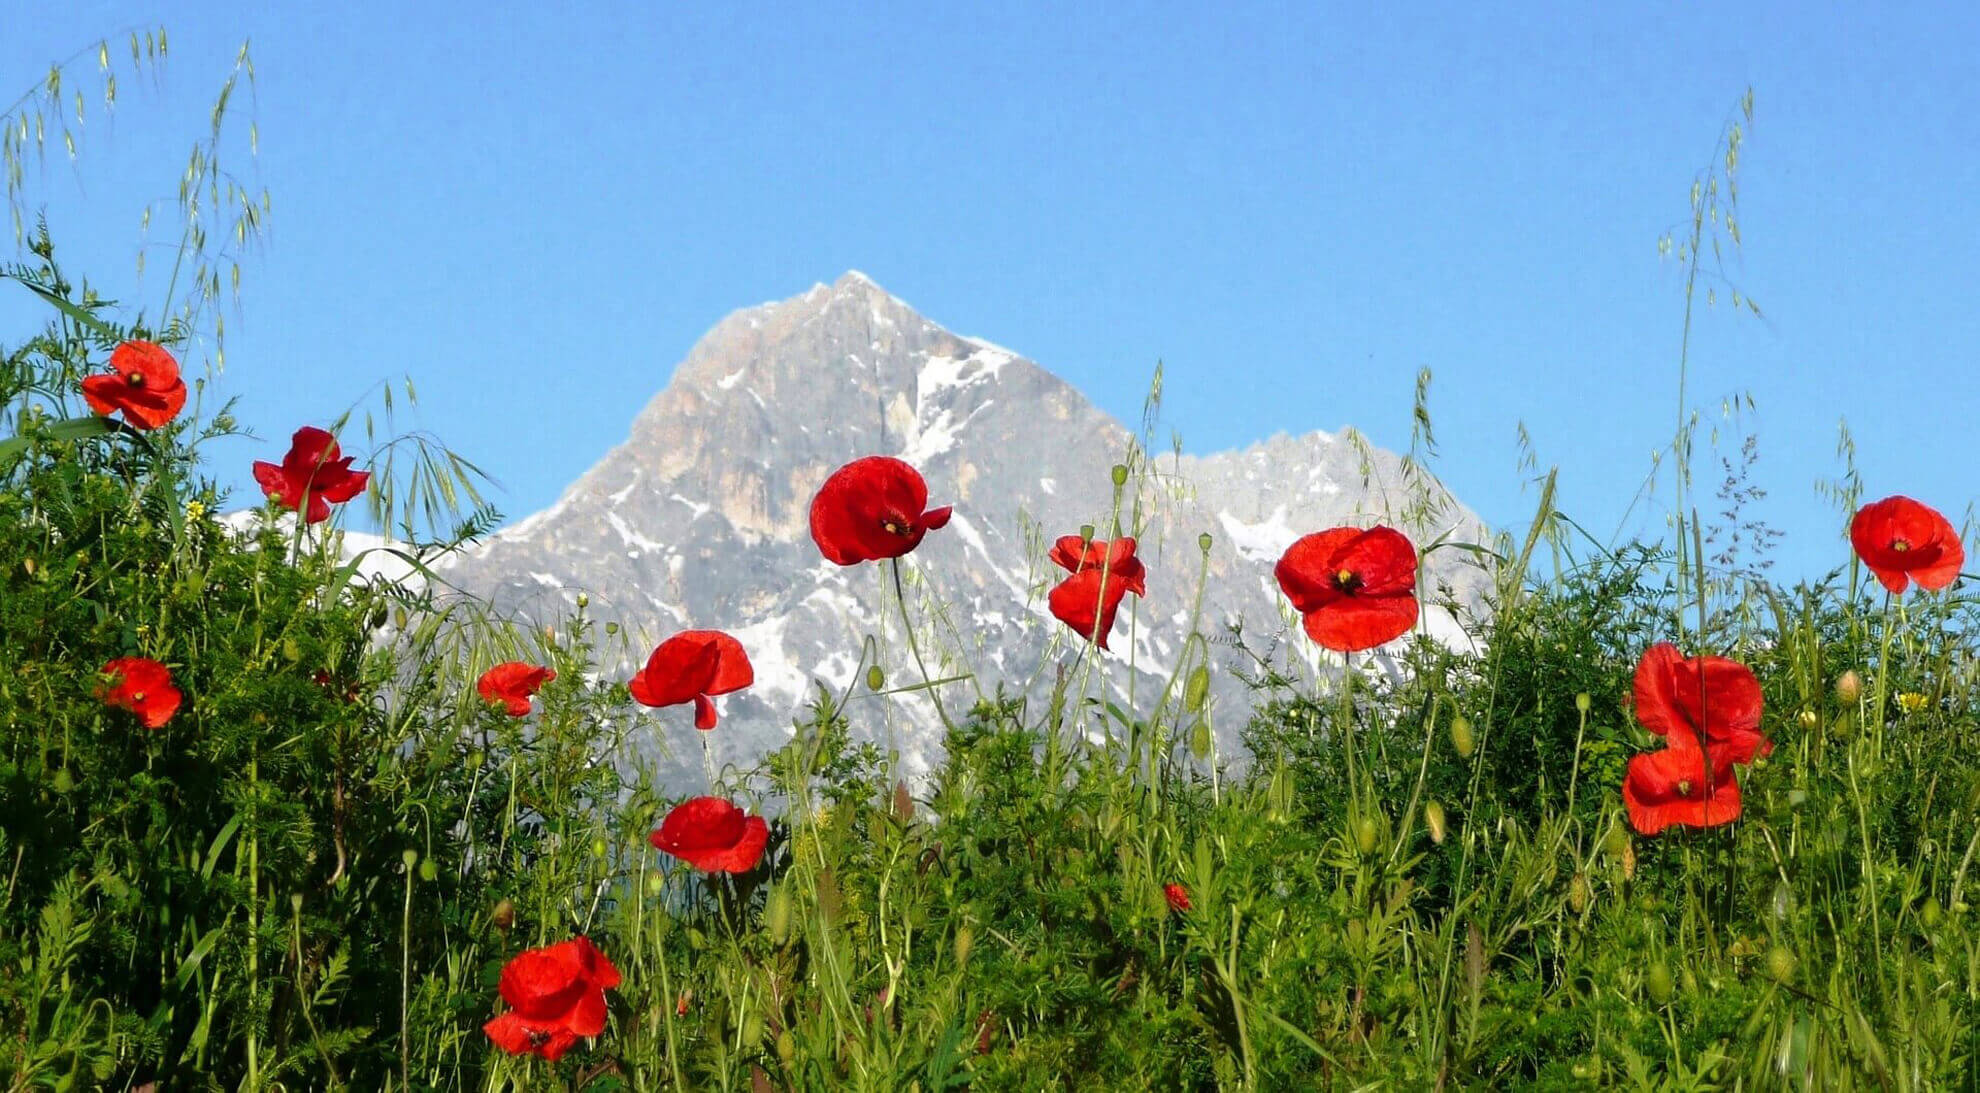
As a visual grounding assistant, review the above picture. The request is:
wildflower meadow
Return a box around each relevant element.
[3,42,1979,1093]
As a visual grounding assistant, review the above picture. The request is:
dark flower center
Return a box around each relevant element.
[128,372,146,388]
[1891,538,1911,553]
[880,515,912,537]
[527,1029,551,1047]
[1676,778,1693,796]
[1332,568,1363,594]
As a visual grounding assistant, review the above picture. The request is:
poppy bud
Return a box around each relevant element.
[777,1029,796,1065]
[1184,666,1209,712]
[1424,800,1447,844]
[591,837,608,859]
[21,557,34,577]
[1079,523,1094,543]
[867,665,885,691]
[291,892,304,914]
[953,924,974,966]
[1198,532,1213,553]
[491,899,515,931]
[401,849,419,871]
[1766,946,1795,983]
[1354,813,1380,856]
[575,591,589,608]
[1797,708,1818,730]
[1574,692,1591,713]
[1569,873,1590,913]
[394,608,408,629]
[765,884,792,944]
[1450,715,1476,758]
[51,769,73,794]
[1922,896,1944,927]
[1111,463,1129,487]
[1190,718,1212,760]
[605,621,619,635]
[1836,670,1862,704]
[418,858,438,882]
[646,871,666,896]
[1645,961,1674,1003]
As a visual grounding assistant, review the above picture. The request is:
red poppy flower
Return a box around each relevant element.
[1632,643,1771,765]
[482,936,621,1062]
[1850,495,1965,595]
[1164,883,1192,913]
[1273,526,1419,653]
[80,340,188,431]
[1047,535,1146,649]
[478,662,556,716]
[1622,740,1742,835]
[97,657,181,728]
[648,796,770,873]
[809,456,953,565]
[252,426,371,525]
[627,630,753,730]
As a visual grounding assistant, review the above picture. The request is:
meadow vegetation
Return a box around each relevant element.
[3,43,1977,1092]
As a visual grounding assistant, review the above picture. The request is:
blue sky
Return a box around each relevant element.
[5,2,1976,583]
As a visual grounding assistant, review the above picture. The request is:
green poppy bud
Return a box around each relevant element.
[1450,715,1476,758]
[766,884,792,944]
[867,665,885,691]
[1184,666,1210,712]
[777,1029,796,1065]
[575,591,589,608]
[953,924,974,966]
[1424,800,1446,844]
[1111,463,1129,487]
[418,858,438,882]
[1766,946,1795,983]
[51,769,73,794]
[1079,523,1095,543]
[1922,896,1944,927]
[491,899,516,931]
[1190,718,1212,760]
[1574,692,1591,713]
[1198,531,1213,553]
[401,849,419,871]
[1646,961,1674,1003]
[1355,813,1380,856]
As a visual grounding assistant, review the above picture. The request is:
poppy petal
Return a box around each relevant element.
[693,693,717,730]
[1300,593,1417,653]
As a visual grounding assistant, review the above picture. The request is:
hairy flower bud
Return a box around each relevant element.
[1450,715,1476,758]
[1836,670,1863,704]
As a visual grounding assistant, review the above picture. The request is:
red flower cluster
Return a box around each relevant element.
[477,662,556,717]
[628,631,753,730]
[81,340,187,430]
[649,796,769,873]
[1850,495,1964,595]
[483,936,621,1062]
[1047,534,1146,649]
[253,426,370,524]
[1622,644,1769,836]
[1274,526,1419,653]
[809,456,952,565]
[97,657,181,728]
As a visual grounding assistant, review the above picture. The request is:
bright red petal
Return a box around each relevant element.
[1275,528,1364,614]
[627,635,722,709]
[1300,593,1417,653]
[1049,569,1131,649]
[483,1012,536,1056]
[693,693,717,730]
[809,457,945,564]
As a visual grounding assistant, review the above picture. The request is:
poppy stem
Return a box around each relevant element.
[888,557,957,740]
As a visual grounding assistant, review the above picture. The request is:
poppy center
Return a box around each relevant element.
[131,691,145,702]
[127,371,146,388]
[880,515,912,537]
[1333,568,1363,594]
[527,1029,551,1048]
[1676,778,1693,796]
[1891,538,1911,553]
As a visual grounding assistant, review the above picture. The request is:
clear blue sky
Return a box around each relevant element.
[6,2,1976,583]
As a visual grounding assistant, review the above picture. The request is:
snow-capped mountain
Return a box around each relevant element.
[441,272,1494,789]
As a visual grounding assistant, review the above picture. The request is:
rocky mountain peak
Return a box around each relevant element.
[450,275,1493,790]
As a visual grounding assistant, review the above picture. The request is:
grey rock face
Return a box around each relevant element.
[442,272,1494,790]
